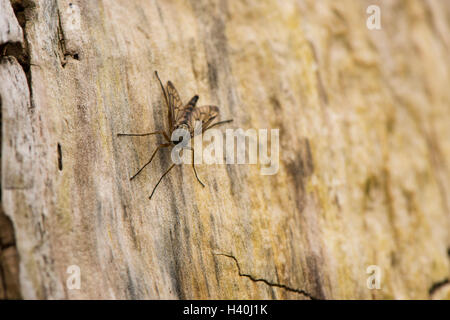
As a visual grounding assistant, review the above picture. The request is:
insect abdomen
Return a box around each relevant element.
[188,95,199,106]
[175,95,199,127]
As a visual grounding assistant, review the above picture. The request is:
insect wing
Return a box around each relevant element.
[167,81,184,126]
[189,105,219,135]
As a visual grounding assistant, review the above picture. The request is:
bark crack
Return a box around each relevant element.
[0,206,21,299]
[2,0,36,108]
[429,278,450,297]
[57,6,79,67]
[214,252,319,300]
[0,257,6,298]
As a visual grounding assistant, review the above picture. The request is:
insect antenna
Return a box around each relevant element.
[154,71,169,105]
[154,70,172,129]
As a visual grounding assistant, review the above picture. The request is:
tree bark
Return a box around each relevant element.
[1,0,449,299]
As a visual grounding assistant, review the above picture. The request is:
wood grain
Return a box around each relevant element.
[0,0,449,299]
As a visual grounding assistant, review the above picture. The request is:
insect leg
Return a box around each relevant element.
[117,131,171,142]
[149,163,176,200]
[205,119,233,131]
[130,143,170,181]
[188,147,205,188]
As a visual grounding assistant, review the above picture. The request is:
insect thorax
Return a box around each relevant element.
[172,123,191,145]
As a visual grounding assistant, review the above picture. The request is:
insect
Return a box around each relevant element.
[117,71,232,199]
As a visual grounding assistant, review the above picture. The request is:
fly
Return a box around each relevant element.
[117,71,232,199]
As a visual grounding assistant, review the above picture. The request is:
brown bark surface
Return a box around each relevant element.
[1,0,449,299]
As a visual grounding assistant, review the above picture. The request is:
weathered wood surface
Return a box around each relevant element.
[1,0,449,299]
